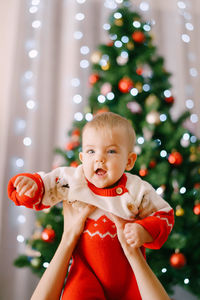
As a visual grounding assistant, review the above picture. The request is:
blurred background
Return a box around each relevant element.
[0,0,199,299]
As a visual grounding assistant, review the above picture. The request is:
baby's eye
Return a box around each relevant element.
[87,149,95,154]
[108,149,116,154]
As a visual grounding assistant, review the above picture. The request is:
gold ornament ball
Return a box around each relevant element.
[145,94,159,106]
[176,206,185,217]
[91,51,101,64]
[146,111,160,125]
[101,62,110,71]
[116,55,128,66]
[30,257,41,268]
[135,82,143,92]
[114,18,123,26]
[190,146,195,153]
[126,41,134,50]
[190,154,196,162]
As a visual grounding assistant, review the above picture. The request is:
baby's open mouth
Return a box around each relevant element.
[95,168,107,176]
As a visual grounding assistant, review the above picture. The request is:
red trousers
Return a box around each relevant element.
[62,216,142,300]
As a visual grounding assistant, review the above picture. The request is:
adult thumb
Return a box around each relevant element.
[109,213,126,230]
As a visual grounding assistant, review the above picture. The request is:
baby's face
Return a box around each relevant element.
[79,126,136,188]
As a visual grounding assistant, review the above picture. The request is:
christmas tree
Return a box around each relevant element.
[14,2,200,298]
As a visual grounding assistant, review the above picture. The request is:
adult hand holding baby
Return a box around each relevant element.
[111,214,170,300]
[31,201,95,300]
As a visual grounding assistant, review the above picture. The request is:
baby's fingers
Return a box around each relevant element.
[14,176,25,187]
[126,237,135,244]
[18,183,32,196]
[25,184,37,197]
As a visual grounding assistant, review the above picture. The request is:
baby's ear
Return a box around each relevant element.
[79,152,83,162]
[126,152,137,171]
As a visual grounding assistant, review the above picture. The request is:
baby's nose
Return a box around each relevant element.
[96,153,105,163]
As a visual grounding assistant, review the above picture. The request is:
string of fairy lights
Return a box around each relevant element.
[177,0,199,128]
[14,0,43,250]
[13,0,199,277]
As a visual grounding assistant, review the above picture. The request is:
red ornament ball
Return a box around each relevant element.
[168,152,183,165]
[194,183,200,189]
[72,128,80,137]
[136,67,143,75]
[70,161,79,168]
[65,142,74,151]
[170,252,186,269]
[65,141,80,151]
[41,227,55,243]
[132,31,145,43]
[107,41,114,47]
[193,203,200,215]
[139,168,148,177]
[165,96,174,104]
[118,77,134,93]
[89,73,99,85]
[94,108,109,116]
[149,160,156,168]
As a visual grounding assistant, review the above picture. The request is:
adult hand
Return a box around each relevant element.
[110,214,170,300]
[110,214,140,260]
[31,202,96,300]
[62,201,96,241]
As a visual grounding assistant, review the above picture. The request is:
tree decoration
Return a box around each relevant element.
[145,94,159,108]
[165,96,174,104]
[107,41,114,47]
[136,67,143,75]
[132,31,145,43]
[149,160,156,168]
[135,82,143,92]
[41,226,55,243]
[139,167,148,177]
[118,77,134,93]
[141,64,152,77]
[114,18,123,26]
[89,73,99,85]
[95,107,109,115]
[170,251,186,269]
[127,101,142,114]
[65,141,80,151]
[193,202,200,215]
[168,151,183,166]
[194,183,200,190]
[72,128,81,137]
[70,161,79,168]
[90,50,101,64]
[100,82,112,95]
[146,111,160,125]
[175,205,185,217]
[30,257,41,268]
[126,41,134,50]
[101,61,110,71]
[142,127,153,141]
[116,55,128,65]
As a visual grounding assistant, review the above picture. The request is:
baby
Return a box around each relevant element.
[8,112,174,300]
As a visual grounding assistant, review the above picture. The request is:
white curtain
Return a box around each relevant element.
[0,1,199,299]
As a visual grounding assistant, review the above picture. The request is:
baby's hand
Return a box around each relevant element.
[14,176,38,198]
[124,222,153,248]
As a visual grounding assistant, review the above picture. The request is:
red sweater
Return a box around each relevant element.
[8,171,174,299]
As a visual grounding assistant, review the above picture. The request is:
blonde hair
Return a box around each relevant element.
[82,112,136,151]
